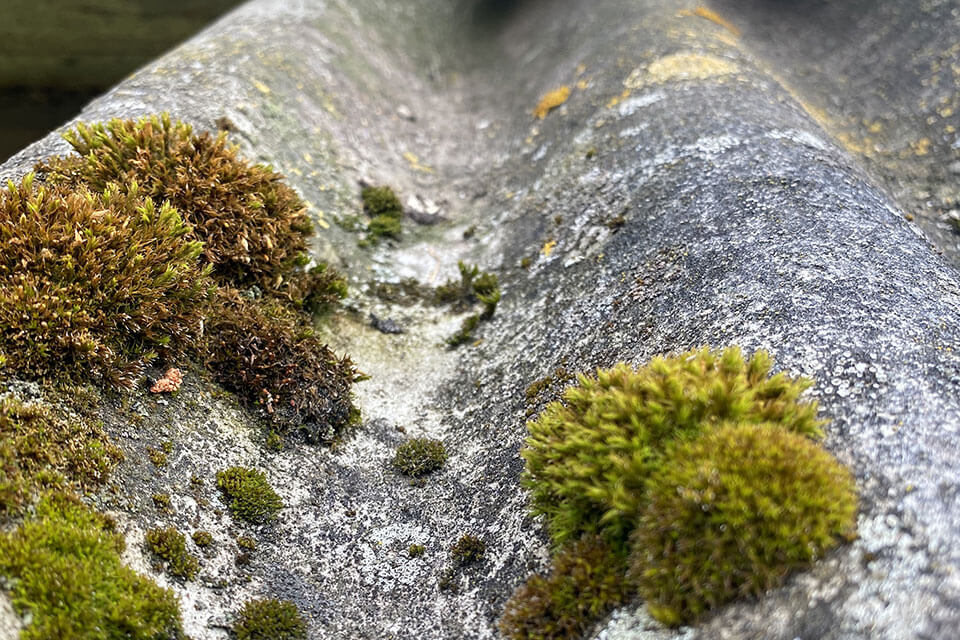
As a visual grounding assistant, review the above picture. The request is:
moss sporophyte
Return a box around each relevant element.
[501,346,858,636]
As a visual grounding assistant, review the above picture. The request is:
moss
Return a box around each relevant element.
[216,466,284,524]
[520,257,532,269]
[361,185,403,242]
[204,289,356,442]
[631,422,857,626]
[192,530,214,548]
[152,492,172,512]
[0,494,183,639]
[408,544,425,557]
[148,447,169,468]
[145,526,200,581]
[0,397,122,516]
[39,114,332,298]
[498,536,630,640]
[0,174,212,388]
[392,438,448,477]
[450,534,486,565]
[237,535,258,551]
[522,346,823,548]
[524,367,574,404]
[436,261,501,348]
[233,598,307,640]
[266,430,284,452]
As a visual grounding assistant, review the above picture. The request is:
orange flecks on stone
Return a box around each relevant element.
[541,239,557,257]
[693,6,740,37]
[151,368,184,393]
[533,86,571,119]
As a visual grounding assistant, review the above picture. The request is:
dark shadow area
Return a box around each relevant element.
[0,0,242,163]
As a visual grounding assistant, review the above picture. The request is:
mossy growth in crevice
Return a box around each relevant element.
[436,261,501,348]
[232,597,307,640]
[506,346,858,636]
[192,530,214,549]
[450,533,486,565]
[216,466,284,524]
[0,175,213,388]
[145,526,200,581]
[0,397,122,517]
[499,535,630,640]
[0,494,184,640]
[360,185,403,244]
[204,289,357,442]
[392,437,448,477]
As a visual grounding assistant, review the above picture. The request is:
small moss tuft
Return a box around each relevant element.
[148,447,169,468]
[436,262,501,348]
[392,438,448,477]
[0,495,182,640]
[450,534,486,565]
[631,422,857,626]
[499,535,630,640]
[216,466,284,524]
[408,544,425,557]
[233,597,307,640]
[152,492,172,511]
[192,530,214,548]
[361,185,403,242]
[522,346,823,548]
[237,535,258,551]
[145,526,200,580]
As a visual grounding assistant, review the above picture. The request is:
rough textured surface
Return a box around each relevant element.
[2,0,960,639]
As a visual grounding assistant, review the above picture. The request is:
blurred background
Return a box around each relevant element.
[0,0,241,162]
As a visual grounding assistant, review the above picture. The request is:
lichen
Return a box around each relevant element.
[233,598,307,640]
[145,526,200,581]
[392,438,448,477]
[0,495,183,640]
[534,86,571,119]
[631,422,857,626]
[216,466,284,524]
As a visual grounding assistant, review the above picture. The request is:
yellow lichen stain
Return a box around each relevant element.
[865,120,884,134]
[533,86,571,119]
[607,89,631,108]
[403,151,434,173]
[692,6,741,37]
[946,124,957,134]
[303,152,313,163]
[912,138,932,156]
[645,53,738,84]
[541,240,557,257]
[575,64,587,76]
[576,78,590,90]
[252,80,271,95]
[939,106,955,118]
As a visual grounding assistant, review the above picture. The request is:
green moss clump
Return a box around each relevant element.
[39,114,324,295]
[498,536,630,640]
[522,346,822,548]
[237,535,258,551]
[145,526,200,581]
[0,175,212,388]
[192,530,214,548]
[361,185,403,241]
[216,466,284,524]
[152,492,172,511]
[408,544,425,557]
[0,397,122,516]
[233,598,307,640]
[0,495,182,640]
[631,422,857,626]
[450,534,486,565]
[148,447,168,468]
[436,262,501,348]
[204,289,356,442]
[392,438,448,477]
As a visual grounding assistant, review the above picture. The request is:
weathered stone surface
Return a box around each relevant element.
[2,1,960,639]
